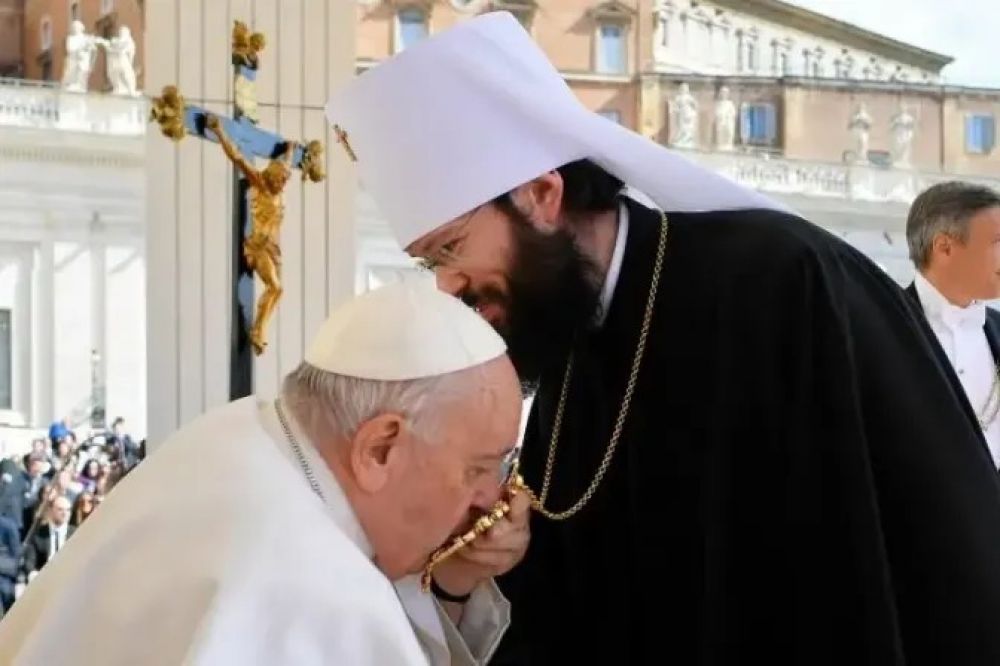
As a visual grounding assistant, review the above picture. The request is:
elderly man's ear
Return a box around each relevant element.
[350,414,407,493]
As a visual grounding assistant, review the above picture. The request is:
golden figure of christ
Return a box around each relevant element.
[205,113,294,356]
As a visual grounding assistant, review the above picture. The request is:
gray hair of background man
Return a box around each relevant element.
[280,361,493,445]
[906,181,1000,269]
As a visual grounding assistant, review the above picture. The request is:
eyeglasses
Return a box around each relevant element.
[414,206,484,272]
[498,447,521,486]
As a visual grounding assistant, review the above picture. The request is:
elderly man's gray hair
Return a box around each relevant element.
[906,181,1000,269]
[280,361,490,443]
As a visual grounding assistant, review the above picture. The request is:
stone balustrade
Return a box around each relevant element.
[692,150,1000,204]
[0,77,146,137]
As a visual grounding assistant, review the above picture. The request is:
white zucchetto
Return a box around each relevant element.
[304,278,507,381]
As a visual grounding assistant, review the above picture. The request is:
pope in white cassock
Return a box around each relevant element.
[0,280,529,665]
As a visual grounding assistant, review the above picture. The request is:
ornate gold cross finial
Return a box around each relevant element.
[232,20,266,68]
[150,85,187,141]
[333,125,358,162]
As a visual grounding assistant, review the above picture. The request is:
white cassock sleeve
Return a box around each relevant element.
[434,579,511,665]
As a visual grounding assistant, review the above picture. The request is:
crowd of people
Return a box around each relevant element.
[0,417,144,615]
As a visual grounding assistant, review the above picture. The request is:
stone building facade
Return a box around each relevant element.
[19,0,143,92]
[355,0,1000,285]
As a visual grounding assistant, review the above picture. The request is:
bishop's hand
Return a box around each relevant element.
[431,489,531,598]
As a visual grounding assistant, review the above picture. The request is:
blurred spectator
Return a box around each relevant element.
[70,492,96,528]
[76,460,101,495]
[96,461,119,497]
[107,418,142,470]
[20,497,74,584]
[43,470,82,507]
[46,420,69,449]
[21,453,50,535]
[28,440,51,466]
[0,459,26,535]
[0,514,18,613]
[49,437,73,474]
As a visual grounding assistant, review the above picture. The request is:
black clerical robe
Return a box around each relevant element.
[494,199,1000,665]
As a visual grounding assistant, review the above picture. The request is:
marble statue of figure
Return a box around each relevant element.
[890,106,916,167]
[848,104,873,164]
[714,86,737,151]
[670,82,699,149]
[104,26,139,97]
[62,20,103,93]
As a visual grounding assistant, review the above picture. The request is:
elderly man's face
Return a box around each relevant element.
[360,356,523,580]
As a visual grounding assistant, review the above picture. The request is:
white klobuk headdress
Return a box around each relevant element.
[327,11,786,248]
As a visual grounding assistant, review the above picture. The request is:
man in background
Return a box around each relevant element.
[906,181,1000,468]
[20,496,74,584]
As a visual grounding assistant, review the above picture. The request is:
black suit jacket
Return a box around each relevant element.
[988,307,1000,363]
[905,282,1000,364]
[21,523,75,579]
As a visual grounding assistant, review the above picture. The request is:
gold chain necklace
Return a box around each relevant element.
[521,211,669,521]
[977,364,1000,430]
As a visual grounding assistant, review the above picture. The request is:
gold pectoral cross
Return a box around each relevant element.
[333,125,358,163]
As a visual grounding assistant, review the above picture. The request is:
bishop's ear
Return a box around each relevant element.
[349,413,407,493]
[509,171,565,232]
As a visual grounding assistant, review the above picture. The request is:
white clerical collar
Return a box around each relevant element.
[915,272,987,330]
[260,399,374,560]
[596,201,629,327]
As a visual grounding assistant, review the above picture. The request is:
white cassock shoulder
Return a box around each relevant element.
[0,399,430,666]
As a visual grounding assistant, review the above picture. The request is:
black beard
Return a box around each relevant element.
[469,209,602,393]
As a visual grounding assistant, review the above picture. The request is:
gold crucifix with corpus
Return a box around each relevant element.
[150,21,325,397]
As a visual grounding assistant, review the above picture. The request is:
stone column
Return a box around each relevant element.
[35,224,55,425]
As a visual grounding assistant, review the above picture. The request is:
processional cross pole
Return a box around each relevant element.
[149,21,325,400]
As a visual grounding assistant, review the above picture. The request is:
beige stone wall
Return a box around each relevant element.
[783,84,943,168]
[357,0,640,124]
[0,0,23,76]
[144,0,356,444]
[943,93,1000,177]
[358,1,640,73]
[572,79,638,128]
[639,74,663,140]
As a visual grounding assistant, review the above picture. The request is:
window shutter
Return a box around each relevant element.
[740,103,750,144]
[765,105,777,142]
[966,115,979,153]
